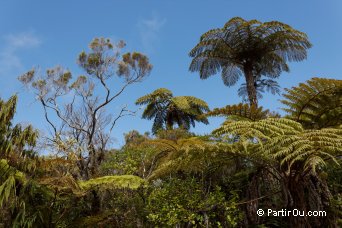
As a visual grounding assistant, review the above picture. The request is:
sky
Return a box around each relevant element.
[0,0,341,149]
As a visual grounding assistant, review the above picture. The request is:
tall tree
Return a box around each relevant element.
[189,17,311,107]
[212,77,342,227]
[146,78,341,227]
[0,96,40,226]
[135,88,209,134]
[19,37,152,179]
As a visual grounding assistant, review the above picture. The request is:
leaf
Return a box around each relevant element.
[78,175,146,190]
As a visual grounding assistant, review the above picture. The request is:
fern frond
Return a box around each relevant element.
[213,118,302,142]
[79,175,146,190]
[136,89,209,134]
[189,17,311,105]
[265,127,342,174]
[213,117,342,175]
[146,136,234,179]
[207,103,272,121]
[281,77,342,129]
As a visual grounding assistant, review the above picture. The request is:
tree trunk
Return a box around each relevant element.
[91,189,101,214]
[246,174,260,225]
[288,176,311,228]
[166,114,174,130]
[89,144,98,178]
[243,66,258,107]
[285,173,337,228]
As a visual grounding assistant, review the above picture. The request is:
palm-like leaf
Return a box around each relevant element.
[146,137,228,179]
[136,89,209,134]
[189,17,311,106]
[281,77,342,129]
[213,118,342,175]
[238,78,281,102]
[206,103,280,124]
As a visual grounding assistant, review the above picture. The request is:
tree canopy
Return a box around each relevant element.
[136,88,210,134]
[189,17,312,107]
[0,17,341,228]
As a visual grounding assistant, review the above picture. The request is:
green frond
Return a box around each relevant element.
[183,96,210,112]
[213,118,302,140]
[303,155,326,174]
[38,173,83,196]
[281,77,342,129]
[207,103,272,121]
[171,96,191,110]
[79,175,146,190]
[148,137,231,179]
[213,117,341,175]
[270,129,341,174]
[136,88,209,134]
[0,175,16,208]
[189,17,312,105]
[135,88,173,105]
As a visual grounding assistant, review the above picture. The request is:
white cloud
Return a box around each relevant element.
[138,14,166,53]
[0,31,41,76]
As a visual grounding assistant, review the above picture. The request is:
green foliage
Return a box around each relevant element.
[79,175,146,190]
[281,77,342,129]
[100,150,141,176]
[0,96,47,227]
[189,17,311,106]
[207,103,279,121]
[214,118,342,173]
[100,147,157,179]
[123,130,150,145]
[147,177,242,227]
[118,52,153,81]
[0,159,28,208]
[100,130,157,178]
[8,24,342,228]
[145,135,241,182]
[73,188,147,228]
[136,88,209,134]
[190,17,311,81]
[0,162,17,208]
[326,163,342,224]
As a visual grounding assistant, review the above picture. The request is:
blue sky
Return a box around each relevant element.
[0,0,341,148]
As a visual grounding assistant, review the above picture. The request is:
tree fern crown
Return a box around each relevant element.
[189,17,312,106]
[136,88,210,134]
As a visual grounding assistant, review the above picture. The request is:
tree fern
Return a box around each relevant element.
[281,77,342,129]
[189,17,311,106]
[214,118,342,175]
[238,78,281,102]
[145,136,236,179]
[213,118,302,142]
[207,103,277,121]
[213,116,341,226]
[136,88,209,134]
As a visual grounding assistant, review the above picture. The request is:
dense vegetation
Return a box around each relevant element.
[1,17,341,228]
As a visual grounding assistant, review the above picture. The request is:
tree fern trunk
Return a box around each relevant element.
[243,66,258,107]
[287,175,311,228]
